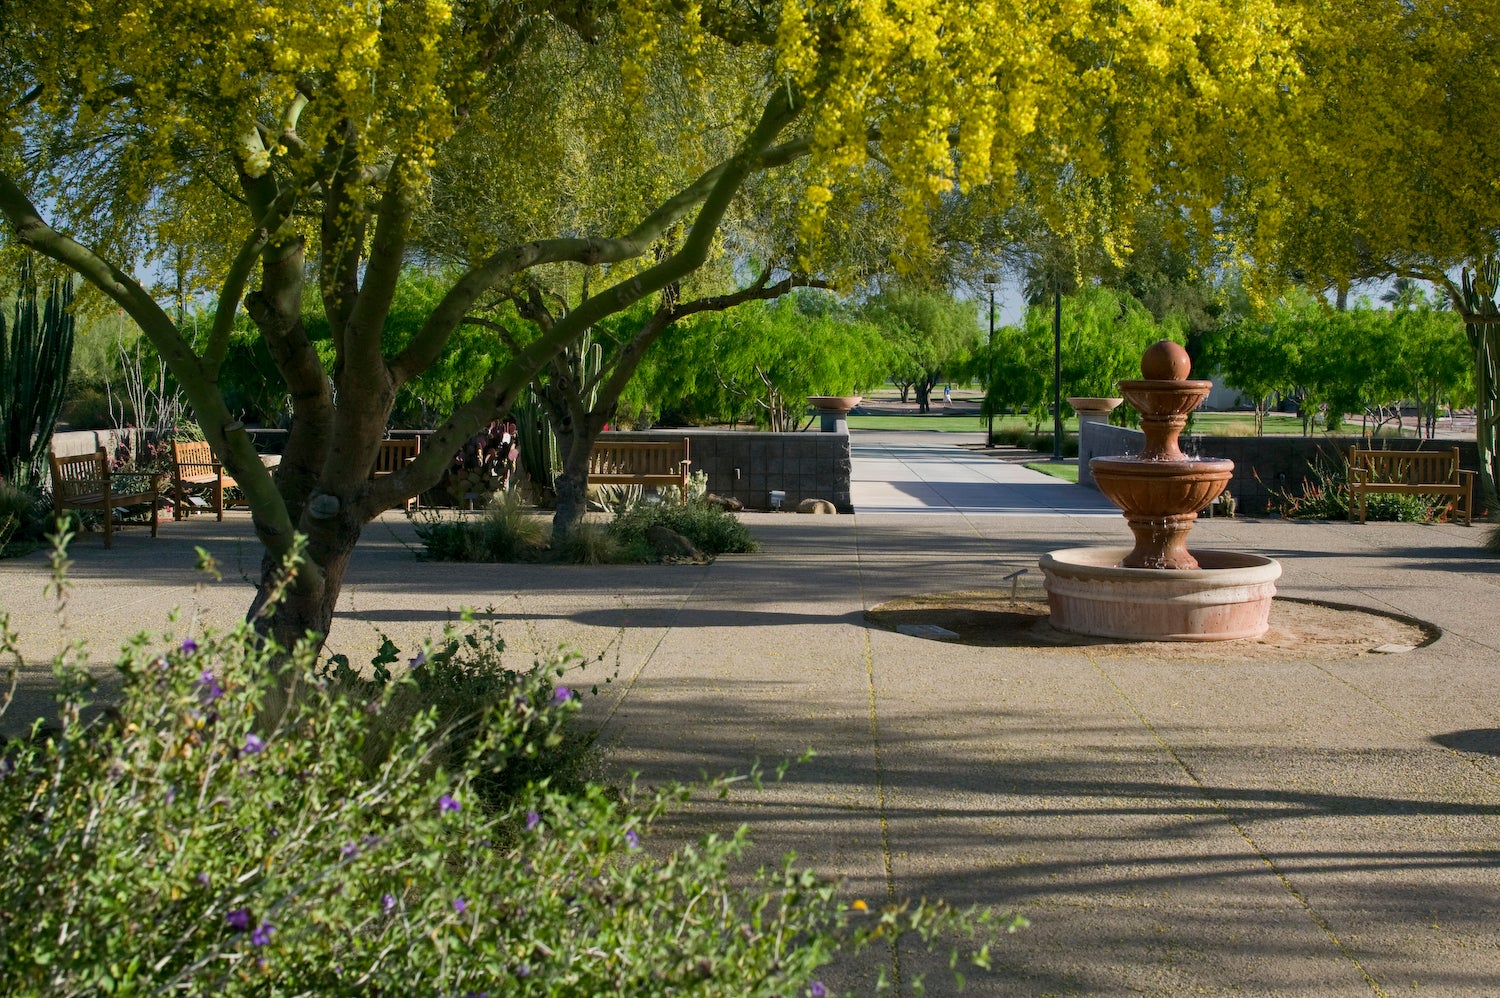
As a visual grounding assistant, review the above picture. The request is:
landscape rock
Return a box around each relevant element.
[707,493,744,512]
[645,524,711,564]
[797,498,837,514]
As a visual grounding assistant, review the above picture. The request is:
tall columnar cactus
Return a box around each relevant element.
[0,256,75,486]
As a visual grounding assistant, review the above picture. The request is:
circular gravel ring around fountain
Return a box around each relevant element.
[1040,547,1282,641]
[864,592,1437,659]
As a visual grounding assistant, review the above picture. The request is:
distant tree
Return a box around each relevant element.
[1215,296,1310,435]
[982,286,1174,427]
[861,289,978,412]
[651,293,890,431]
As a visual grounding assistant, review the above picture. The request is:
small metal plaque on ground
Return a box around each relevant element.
[896,623,960,641]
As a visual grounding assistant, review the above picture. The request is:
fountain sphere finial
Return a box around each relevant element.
[1141,340,1191,381]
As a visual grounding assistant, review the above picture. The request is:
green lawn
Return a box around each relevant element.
[847,409,1419,439]
[847,414,1062,433]
[1024,461,1079,483]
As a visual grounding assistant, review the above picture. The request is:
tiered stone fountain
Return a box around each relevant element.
[1039,341,1281,641]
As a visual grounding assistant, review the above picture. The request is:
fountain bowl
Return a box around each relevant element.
[807,395,863,414]
[1090,457,1232,518]
[1040,547,1281,641]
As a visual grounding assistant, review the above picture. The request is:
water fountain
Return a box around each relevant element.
[1039,340,1281,641]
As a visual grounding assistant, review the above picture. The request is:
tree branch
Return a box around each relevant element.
[388,101,811,386]
[367,88,806,514]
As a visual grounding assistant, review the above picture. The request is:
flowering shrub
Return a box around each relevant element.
[0,554,1003,993]
[1266,460,1444,522]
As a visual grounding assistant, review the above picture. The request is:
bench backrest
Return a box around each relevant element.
[171,439,216,471]
[49,447,109,500]
[1348,446,1461,484]
[588,438,689,476]
[373,437,421,476]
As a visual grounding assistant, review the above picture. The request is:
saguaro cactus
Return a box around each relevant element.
[0,256,75,485]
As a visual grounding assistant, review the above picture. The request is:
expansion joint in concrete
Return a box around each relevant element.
[1083,650,1391,997]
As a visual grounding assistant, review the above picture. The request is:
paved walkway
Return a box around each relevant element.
[851,429,1119,516]
[2,432,1498,995]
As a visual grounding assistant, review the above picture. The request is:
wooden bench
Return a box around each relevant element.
[372,437,421,512]
[1347,446,1475,525]
[48,447,163,547]
[588,437,691,501]
[170,439,237,521]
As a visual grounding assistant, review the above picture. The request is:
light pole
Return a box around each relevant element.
[983,273,998,446]
[1052,285,1063,461]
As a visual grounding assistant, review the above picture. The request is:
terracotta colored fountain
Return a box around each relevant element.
[1039,341,1281,641]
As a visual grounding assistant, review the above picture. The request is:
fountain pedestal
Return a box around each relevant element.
[1040,341,1279,641]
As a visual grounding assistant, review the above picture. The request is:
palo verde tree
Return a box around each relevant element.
[484,268,826,541]
[1230,0,1500,505]
[3,1,1307,652]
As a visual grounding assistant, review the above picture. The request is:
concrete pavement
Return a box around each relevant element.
[2,430,1499,995]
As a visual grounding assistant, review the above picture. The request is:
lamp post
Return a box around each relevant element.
[1052,285,1063,461]
[983,273,998,446]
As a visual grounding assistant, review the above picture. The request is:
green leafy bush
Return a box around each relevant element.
[0,544,1003,995]
[413,487,548,562]
[552,521,632,565]
[610,497,759,556]
[0,479,50,557]
[989,427,1079,458]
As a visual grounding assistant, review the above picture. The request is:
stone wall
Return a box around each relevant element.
[1078,422,1481,516]
[599,429,853,512]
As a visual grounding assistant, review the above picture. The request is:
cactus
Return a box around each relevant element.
[512,388,560,495]
[0,256,75,486]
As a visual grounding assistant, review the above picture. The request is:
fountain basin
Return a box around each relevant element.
[1039,547,1281,641]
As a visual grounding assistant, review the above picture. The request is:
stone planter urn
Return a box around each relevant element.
[807,396,863,432]
[1066,396,1124,425]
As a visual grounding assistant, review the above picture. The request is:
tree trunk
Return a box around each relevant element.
[551,426,595,544]
[249,511,362,652]
[915,383,931,414]
[1472,323,1500,513]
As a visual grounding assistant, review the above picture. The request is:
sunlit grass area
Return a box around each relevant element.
[847,408,1422,439]
[1024,461,1079,483]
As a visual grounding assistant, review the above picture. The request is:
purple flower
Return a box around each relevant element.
[250,921,273,947]
[164,785,176,806]
[226,908,252,931]
[198,670,223,704]
[197,872,211,888]
[625,828,640,850]
[452,897,467,914]
[515,964,531,979]
[552,686,573,704]
[242,733,266,755]
[810,983,828,998]
[180,638,199,655]
[438,794,461,814]
[409,651,427,669]
[341,843,359,859]
[525,811,540,832]
[382,893,396,913]
[0,757,13,777]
